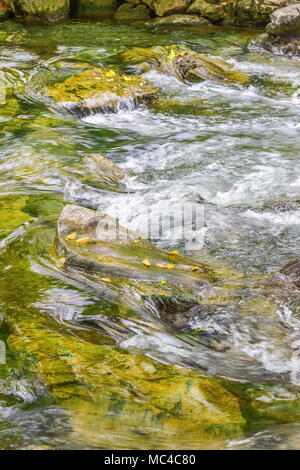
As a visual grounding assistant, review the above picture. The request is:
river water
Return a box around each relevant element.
[0,18,299,449]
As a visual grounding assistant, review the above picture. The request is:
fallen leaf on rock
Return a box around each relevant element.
[100,278,112,283]
[166,264,174,270]
[105,70,116,78]
[66,232,77,240]
[58,257,66,265]
[192,266,200,271]
[76,237,90,244]
[143,259,151,267]
[132,240,140,244]
[168,250,179,255]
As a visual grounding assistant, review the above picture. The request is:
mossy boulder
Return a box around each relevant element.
[5,0,70,23]
[57,203,210,288]
[122,45,250,85]
[45,68,157,117]
[151,0,192,16]
[188,0,225,22]
[226,0,297,26]
[4,305,245,445]
[75,0,119,18]
[114,2,152,20]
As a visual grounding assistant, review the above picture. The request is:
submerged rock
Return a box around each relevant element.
[281,259,300,287]
[122,45,250,85]
[4,305,245,444]
[5,0,70,23]
[261,34,300,55]
[45,68,157,116]
[57,203,208,288]
[81,153,126,190]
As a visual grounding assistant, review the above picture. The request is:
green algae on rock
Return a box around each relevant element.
[5,0,70,23]
[4,305,245,444]
[45,68,157,116]
[0,195,32,240]
[114,2,153,20]
[187,0,225,23]
[75,0,119,18]
[122,45,250,85]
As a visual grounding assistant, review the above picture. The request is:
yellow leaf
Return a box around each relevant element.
[142,259,151,267]
[168,250,179,255]
[192,266,200,271]
[167,49,176,63]
[66,232,77,240]
[166,264,174,270]
[58,257,66,265]
[156,263,166,268]
[100,277,112,283]
[76,237,90,244]
[221,2,227,5]
[132,240,140,244]
[105,70,116,78]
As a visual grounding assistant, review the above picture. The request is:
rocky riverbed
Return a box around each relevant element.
[0,6,299,450]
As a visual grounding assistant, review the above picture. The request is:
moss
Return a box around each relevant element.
[46,67,157,115]
[4,305,245,439]
[5,0,70,23]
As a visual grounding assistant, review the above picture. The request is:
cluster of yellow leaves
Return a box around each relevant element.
[65,232,90,244]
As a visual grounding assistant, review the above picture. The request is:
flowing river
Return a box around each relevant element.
[0,18,299,450]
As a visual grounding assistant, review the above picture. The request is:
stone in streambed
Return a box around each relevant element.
[152,0,192,16]
[82,154,126,189]
[45,68,157,117]
[114,2,152,20]
[122,45,250,85]
[188,0,225,22]
[5,0,70,23]
[280,259,300,287]
[4,305,245,444]
[75,0,119,18]
[57,204,208,289]
[147,13,211,24]
[265,3,300,35]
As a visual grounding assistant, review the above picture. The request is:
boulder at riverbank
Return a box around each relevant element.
[5,0,70,23]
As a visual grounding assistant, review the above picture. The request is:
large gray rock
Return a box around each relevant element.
[266,3,300,35]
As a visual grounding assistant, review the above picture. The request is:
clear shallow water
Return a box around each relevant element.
[0,19,299,449]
